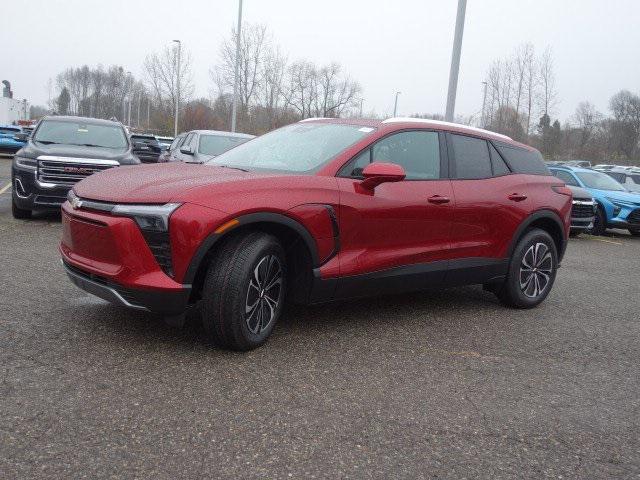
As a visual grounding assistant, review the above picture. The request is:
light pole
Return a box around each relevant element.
[173,39,181,137]
[126,71,132,127]
[231,0,243,132]
[445,0,467,122]
[481,81,487,127]
[393,91,401,117]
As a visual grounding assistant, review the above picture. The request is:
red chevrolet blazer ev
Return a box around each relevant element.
[60,118,572,350]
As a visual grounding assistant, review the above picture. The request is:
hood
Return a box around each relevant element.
[567,185,593,200]
[73,162,271,204]
[19,141,137,164]
[591,188,640,205]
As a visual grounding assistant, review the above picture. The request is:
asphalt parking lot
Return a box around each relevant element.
[1,158,639,479]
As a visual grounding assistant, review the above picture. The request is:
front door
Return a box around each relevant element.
[335,130,454,298]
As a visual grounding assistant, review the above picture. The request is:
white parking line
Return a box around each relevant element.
[0,182,11,195]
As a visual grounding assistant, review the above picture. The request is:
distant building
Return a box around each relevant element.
[1,80,29,125]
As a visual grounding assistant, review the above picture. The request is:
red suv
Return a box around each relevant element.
[61,118,571,350]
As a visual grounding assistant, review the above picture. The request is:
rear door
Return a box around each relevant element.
[335,130,454,297]
[446,133,522,282]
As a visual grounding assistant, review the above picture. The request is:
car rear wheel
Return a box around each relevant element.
[12,197,32,219]
[589,206,606,236]
[201,231,286,351]
[496,228,558,309]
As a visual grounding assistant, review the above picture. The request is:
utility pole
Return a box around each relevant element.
[231,0,243,132]
[359,99,364,117]
[127,97,132,127]
[147,98,150,129]
[173,39,181,137]
[445,0,467,122]
[137,90,141,129]
[481,81,487,127]
[393,91,401,117]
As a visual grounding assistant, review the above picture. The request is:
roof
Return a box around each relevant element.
[191,129,255,138]
[298,117,529,147]
[382,117,512,141]
[41,115,124,127]
[548,165,593,174]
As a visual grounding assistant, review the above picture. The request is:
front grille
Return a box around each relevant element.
[37,157,118,186]
[571,201,595,219]
[628,209,640,225]
[141,230,173,277]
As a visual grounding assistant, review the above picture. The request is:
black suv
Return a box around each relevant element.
[11,116,139,219]
[130,134,162,163]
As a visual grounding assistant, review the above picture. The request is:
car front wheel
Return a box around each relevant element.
[12,197,32,219]
[496,228,558,309]
[201,231,286,351]
[589,206,606,236]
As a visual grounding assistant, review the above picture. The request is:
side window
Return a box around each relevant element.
[606,172,624,183]
[489,143,511,176]
[450,134,492,179]
[371,131,440,180]
[338,148,370,178]
[494,143,549,175]
[182,133,194,150]
[552,170,579,187]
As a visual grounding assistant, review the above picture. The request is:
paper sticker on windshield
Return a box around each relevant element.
[78,125,88,133]
[358,127,374,133]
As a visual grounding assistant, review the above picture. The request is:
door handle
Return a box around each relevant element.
[427,195,450,205]
[508,193,527,202]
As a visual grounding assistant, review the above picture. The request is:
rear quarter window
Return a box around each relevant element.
[494,143,550,175]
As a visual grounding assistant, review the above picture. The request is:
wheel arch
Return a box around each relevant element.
[184,212,318,304]
[508,209,567,263]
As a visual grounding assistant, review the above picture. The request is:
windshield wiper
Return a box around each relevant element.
[217,164,249,172]
[35,140,60,145]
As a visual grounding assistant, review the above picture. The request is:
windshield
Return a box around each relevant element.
[576,171,626,191]
[34,120,128,149]
[199,134,250,156]
[207,123,374,172]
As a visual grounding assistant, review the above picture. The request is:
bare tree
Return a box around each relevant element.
[213,23,268,114]
[572,101,602,156]
[538,47,558,116]
[144,44,194,116]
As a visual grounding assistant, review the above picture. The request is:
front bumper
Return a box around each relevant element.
[12,164,70,210]
[60,202,192,315]
[63,261,190,315]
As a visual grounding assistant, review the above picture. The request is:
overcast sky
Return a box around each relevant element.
[3,0,639,122]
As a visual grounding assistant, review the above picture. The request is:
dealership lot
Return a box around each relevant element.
[1,159,639,478]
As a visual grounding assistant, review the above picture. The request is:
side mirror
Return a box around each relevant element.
[180,146,194,155]
[360,162,406,190]
[13,133,28,142]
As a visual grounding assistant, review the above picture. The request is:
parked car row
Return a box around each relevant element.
[158,130,254,163]
[10,116,255,218]
[549,165,640,236]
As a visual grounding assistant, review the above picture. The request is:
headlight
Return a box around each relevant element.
[605,197,639,209]
[112,203,181,232]
[14,155,37,170]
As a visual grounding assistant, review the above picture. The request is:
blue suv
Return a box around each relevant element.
[0,125,27,157]
[549,166,640,236]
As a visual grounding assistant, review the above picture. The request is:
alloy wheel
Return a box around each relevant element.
[245,255,283,334]
[519,242,553,298]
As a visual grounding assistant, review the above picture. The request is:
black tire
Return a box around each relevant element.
[629,229,640,237]
[12,197,32,219]
[496,228,558,309]
[589,206,606,236]
[201,231,286,351]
